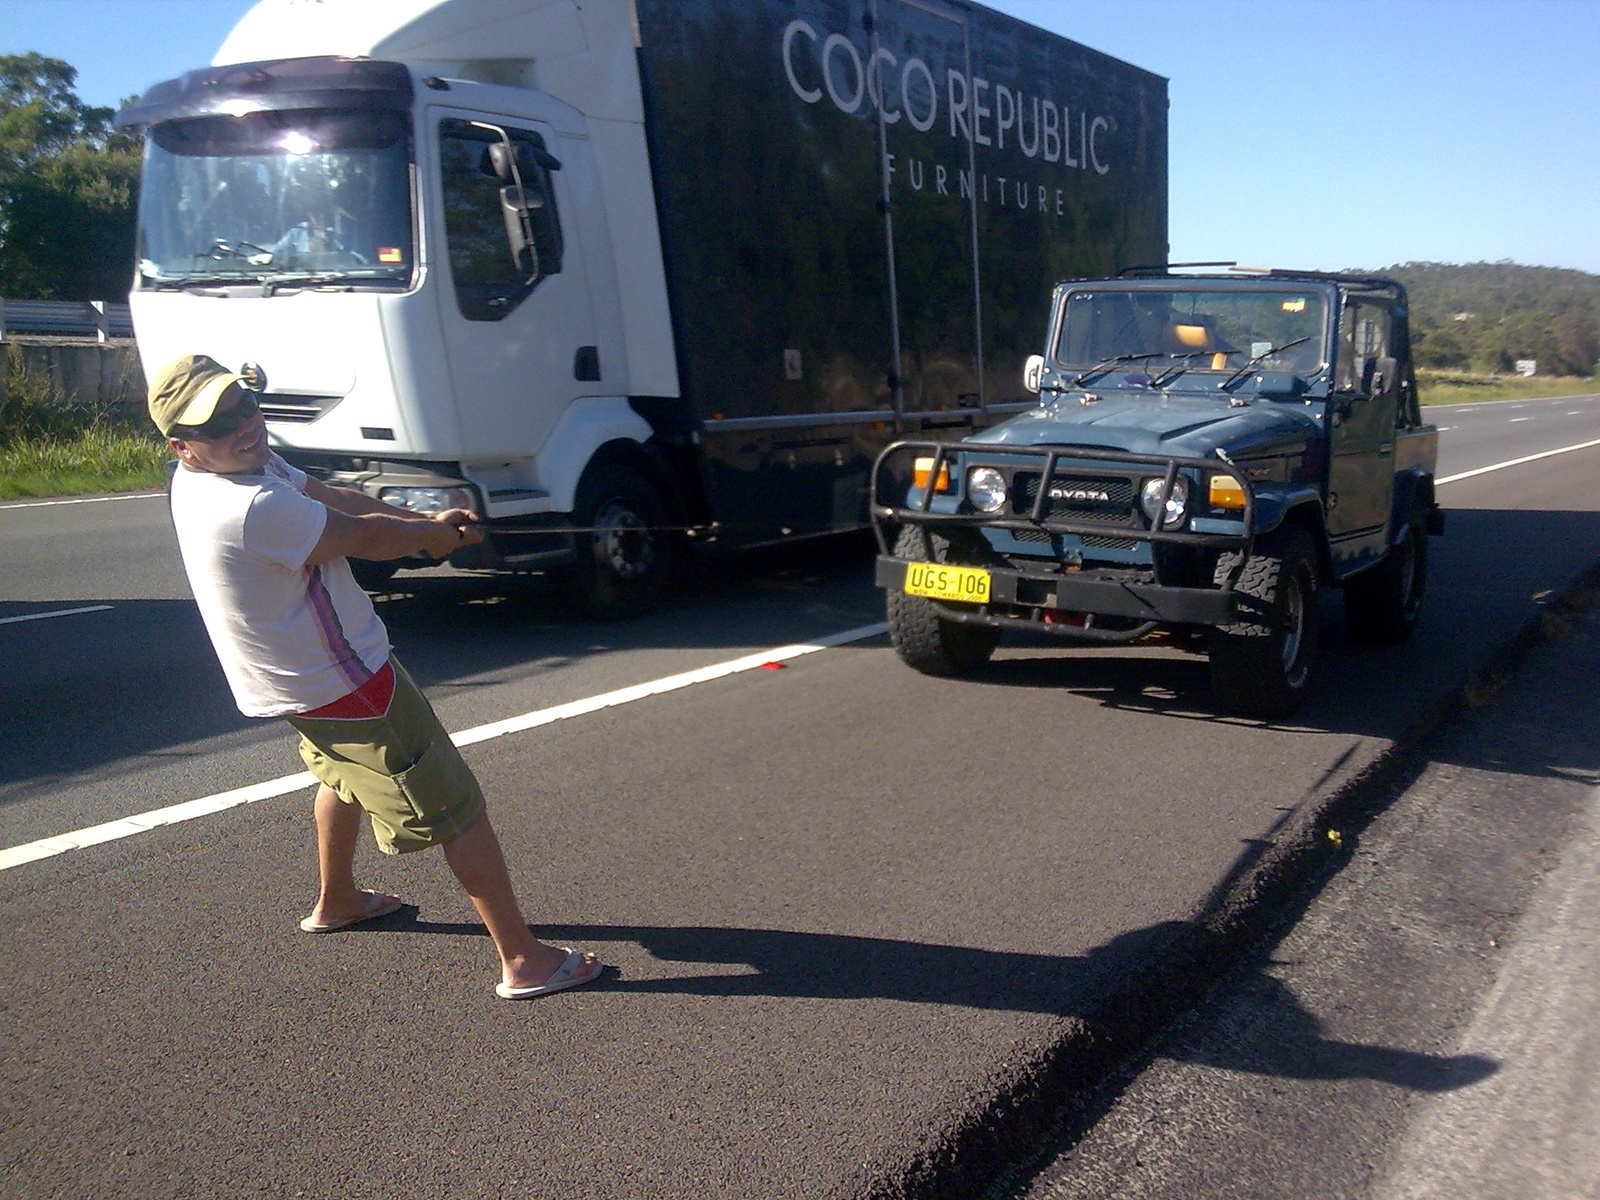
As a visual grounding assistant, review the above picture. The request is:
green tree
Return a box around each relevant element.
[1383,261,1600,378]
[0,53,140,301]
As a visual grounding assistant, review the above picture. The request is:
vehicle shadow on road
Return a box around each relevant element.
[0,536,886,793]
[405,914,1495,1093]
[953,506,1600,779]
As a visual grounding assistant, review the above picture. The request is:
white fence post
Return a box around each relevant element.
[91,300,109,344]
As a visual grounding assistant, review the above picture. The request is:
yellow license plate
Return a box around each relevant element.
[904,562,991,603]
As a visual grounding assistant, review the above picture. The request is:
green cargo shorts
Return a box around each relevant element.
[286,658,485,855]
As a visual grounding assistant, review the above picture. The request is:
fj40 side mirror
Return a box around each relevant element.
[1023,354,1045,394]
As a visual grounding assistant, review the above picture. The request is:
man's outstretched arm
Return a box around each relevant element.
[301,477,483,566]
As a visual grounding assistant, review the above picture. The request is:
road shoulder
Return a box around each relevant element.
[1005,596,1600,1199]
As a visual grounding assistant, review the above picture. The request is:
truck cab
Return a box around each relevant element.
[871,269,1442,718]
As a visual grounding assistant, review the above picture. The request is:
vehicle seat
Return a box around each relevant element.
[1170,322,1230,370]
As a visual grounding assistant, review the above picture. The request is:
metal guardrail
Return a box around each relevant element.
[0,298,134,342]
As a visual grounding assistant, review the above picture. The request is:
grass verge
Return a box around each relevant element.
[1419,370,1598,406]
[0,350,168,500]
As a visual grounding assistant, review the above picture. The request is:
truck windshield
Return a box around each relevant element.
[135,109,413,289]
[1055,289,1330,382]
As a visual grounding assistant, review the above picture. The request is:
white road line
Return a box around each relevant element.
[0,605,113,626]
[0,492,163,511]
[1438,436,1600,486]
[0,621,889,872]
[1510,417,1533,423]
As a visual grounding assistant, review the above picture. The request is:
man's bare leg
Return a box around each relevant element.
[305,783,400,927]
[441,812,600,989]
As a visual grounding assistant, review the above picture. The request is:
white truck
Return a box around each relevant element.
[117,0,1167,616]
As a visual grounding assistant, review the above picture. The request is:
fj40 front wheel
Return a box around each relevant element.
[886,525,1001,677]
[1209,528,1321,719]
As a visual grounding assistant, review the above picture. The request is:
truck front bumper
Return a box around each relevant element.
[874,556,1238,626]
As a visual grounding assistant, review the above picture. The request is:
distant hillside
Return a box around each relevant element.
[1373,261,1599,377]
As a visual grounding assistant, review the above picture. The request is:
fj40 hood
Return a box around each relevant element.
[969,393,1322,461]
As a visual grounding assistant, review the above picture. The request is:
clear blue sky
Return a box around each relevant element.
[4,0,1596,274]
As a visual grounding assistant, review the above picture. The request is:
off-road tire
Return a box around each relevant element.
[886,525,1000,676]
[1209,528,1320,719]
[566,463,672,621]
[1343,522,1427,645]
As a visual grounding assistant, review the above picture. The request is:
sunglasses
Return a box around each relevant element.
[172,390,261,441]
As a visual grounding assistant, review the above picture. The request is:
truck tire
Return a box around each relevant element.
[567,463,671,620]
[1343,522,1427,644]
[1209,528,1320,719]
[886,525,1000,676]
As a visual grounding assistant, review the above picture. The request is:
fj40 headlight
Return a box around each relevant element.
[378,485,477,515]
[1140,475,1191,529]
[967,466,1008,513]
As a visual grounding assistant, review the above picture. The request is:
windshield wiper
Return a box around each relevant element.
[195,239,273,263]
[1148,350,1226,389]
[1069,352,1164,387]
[261,270,408,295]
[145,273,267,290]
[1220,336,1314,390]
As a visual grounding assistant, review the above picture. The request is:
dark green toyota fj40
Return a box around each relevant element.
[871,268,1443,719]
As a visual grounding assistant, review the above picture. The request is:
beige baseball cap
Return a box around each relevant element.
[147,354,248,436]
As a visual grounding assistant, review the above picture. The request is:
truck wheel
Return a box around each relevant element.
[348,559,399,591]
[568,463,671,620]
[1343,522,1427,644]
[886,525,1000,676]
[1209,528,1320,719]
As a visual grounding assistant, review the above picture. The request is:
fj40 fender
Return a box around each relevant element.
[1249,483,1326,542]
[1391,467,1446,540]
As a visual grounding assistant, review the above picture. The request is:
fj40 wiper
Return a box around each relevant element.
[1219,336,1313,390]
[1070,351,1164,388]
[1148,349,1225,389]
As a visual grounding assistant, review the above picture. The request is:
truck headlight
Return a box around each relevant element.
[378,485,477,515]
[968,467,1008,513]
[1140,476,1191,529]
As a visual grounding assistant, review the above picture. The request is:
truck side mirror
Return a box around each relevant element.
[500,185,540,280]
[1023,354,1045,394]
[488,141,516,181]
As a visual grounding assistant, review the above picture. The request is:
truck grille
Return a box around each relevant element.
[1014,472,1139,526]
[259,393,342,424]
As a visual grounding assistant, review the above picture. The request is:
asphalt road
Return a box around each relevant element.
[2,393,1598,1199]
[1013,500,1600,1200]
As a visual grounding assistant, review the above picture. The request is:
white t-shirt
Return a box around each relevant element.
[169,453,390,718]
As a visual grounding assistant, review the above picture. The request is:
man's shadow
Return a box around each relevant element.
[405,915,1494,1092]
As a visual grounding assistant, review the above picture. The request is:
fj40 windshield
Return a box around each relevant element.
[1052,287,1332,391]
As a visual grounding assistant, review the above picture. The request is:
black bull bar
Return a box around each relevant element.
[869,438,1262,637]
